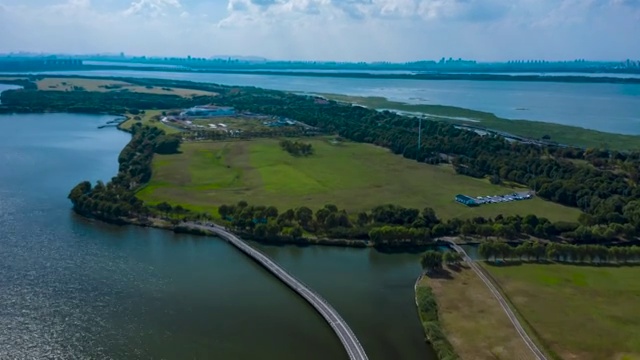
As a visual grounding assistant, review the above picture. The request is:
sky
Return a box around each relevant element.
[0,0,639,62]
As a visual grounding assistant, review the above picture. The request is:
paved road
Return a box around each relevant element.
[444,240,548,360]
[190,223,369,360]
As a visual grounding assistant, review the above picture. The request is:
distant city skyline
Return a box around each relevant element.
[2,53,638,65]
[0,0,639,62]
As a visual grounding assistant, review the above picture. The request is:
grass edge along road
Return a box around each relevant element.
[318,93,640,151]
[446,242,548,360]
[136,137,580,222]
[482,261,640,360]
[417,266,539,360]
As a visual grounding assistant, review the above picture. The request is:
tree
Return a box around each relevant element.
[290,225,303,240]
[154,134,181,154]
[218,204,232,219]
[356,212,370,226]
[156,202,172,217]
[295,206,313,227]
[443,251,463,265]
[420,251,443,273]
[265,206,279,219]
[421,207,439,227]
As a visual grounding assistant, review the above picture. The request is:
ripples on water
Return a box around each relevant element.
[0,185,166,359]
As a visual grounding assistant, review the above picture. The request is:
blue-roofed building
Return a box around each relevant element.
[182,105,235,117]
[455,194,478,207]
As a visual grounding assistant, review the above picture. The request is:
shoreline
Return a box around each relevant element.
[6,65,640,84]
[3,75,638,150]
[318,93,640,150]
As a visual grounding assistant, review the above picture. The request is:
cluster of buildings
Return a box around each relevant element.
[455,192,533,207]
[262,118,297,127]
[180,105,235,117]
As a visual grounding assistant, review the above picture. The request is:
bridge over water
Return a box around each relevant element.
[191,223,369,360]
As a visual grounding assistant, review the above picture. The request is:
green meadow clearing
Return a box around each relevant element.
[137,137,580,221]
[118,110,181,134]
[484,263,640,360]
[36,77,217,97]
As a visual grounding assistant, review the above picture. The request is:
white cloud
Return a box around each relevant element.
[0,0,638,61]
[123,0,184,17]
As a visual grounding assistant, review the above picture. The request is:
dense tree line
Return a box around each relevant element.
[68,124,174,221]
[207,88,640,239]
[0,88,216,114]
[279,139,314,156]
[415,285,459,360]
[210,200,640,247]
[0,78,38,90]
[478,240,640,264]
[182,127,320,141]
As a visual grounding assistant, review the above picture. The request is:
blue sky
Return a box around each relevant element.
[0,0,639,61]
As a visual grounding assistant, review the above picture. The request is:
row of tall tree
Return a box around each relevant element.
[478,240,640,264]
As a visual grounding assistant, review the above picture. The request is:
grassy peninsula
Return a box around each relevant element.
[320,94,640,151]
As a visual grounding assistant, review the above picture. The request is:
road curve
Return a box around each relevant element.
[190,223,369,360]
[444,240,548,360]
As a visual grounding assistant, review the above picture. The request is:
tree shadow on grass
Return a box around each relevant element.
[445,263,467,273]
[426,268,454,280]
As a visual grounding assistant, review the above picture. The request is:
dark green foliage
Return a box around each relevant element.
[443,252,463,265]
[477,240,640,264]
[154,134,181,154]
[416,286,459,360]
[420,251,443,272]
[279,139,314,156]
[0,78,37,90]
[0,88,214,114]
[67,124,164,221]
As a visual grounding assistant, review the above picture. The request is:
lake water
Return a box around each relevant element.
[0,109,433,359]
[30,69,640,135]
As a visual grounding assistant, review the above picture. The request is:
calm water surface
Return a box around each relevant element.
[0,111,433,359]
[33,69,640,135]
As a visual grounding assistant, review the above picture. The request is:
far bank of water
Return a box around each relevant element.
[29,69,640,135]
[0,112,434,359]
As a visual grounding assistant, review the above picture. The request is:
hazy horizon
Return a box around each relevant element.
[0,0,639,62]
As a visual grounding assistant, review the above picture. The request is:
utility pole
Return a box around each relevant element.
[417,117,422,160]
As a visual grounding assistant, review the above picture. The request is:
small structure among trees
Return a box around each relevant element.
[279,139,313,157]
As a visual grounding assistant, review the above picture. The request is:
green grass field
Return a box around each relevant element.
[484,263,640,360]
[36,77,217,97]
[320,94,640,151]
[118,110,181,134]
[137,137,580,221]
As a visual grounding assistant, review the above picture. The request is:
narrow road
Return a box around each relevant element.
[444,240,548,360]
[189,223,369,360]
